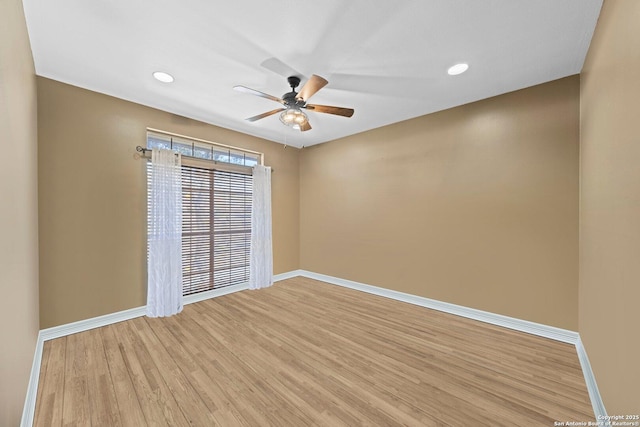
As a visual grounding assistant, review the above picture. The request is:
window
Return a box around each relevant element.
[147,131,258,296]
[147,132,260,167]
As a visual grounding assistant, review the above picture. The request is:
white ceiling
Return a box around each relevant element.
[23,0,602,148]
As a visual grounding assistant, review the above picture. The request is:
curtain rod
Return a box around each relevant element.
[135,146,274,172]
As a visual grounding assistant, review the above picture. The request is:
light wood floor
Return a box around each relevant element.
[34,277,594,426]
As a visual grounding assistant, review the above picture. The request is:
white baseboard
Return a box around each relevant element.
[40,306,148,342]
[297,269,606,420]
[22,269,606,424]
[576,337,608,419]
[183,282,249,305]
[20,332,44,427]
[39,273,294,342]
[297,270,579,344]
[21,271,295,426]
[273,269,304,281]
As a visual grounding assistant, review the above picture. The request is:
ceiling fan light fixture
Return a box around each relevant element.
[280,108,307,127]
[447,63,469,76]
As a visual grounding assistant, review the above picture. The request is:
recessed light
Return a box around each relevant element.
[447,63,469,76]
[153,71,174,83]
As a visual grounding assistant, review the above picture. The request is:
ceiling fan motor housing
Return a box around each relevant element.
[283,91,306,108]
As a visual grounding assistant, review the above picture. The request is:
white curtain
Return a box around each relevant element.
[147,149,183,317]
[249,164,273,289]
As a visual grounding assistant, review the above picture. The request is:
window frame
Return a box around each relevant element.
[147,128,263,170]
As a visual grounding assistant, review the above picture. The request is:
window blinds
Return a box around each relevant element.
[179,166,252,295]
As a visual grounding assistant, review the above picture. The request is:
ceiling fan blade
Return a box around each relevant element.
[299,121,312,132]
[296,75,328,102]
[305,104,354,118]
[233,85,285,105]
[245,108,285,122]
[260,58,302,79]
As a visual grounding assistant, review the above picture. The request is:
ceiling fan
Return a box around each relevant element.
[233,75,354,132]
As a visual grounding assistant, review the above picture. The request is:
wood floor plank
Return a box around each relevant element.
[100,325,147,427]
[62,333,91,427]
[84,329,121,426]
[33,277,594,426]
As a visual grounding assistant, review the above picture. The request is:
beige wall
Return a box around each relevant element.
[38,78,299,328]
[300,76,580,330]
[0,0,40,425]
[580,0,640,414]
